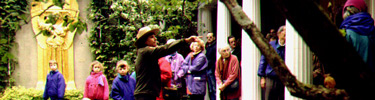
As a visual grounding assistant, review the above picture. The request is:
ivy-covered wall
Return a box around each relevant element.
[12,0,93,91]
[0,0,28,92]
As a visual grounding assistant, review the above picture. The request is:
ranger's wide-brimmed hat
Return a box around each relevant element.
[135,26,160,45]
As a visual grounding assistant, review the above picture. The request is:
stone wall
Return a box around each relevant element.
[12,0,93,91]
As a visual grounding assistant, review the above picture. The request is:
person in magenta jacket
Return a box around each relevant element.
[84,61,109,100]
[110,60,136,100]
[43,60,66,100]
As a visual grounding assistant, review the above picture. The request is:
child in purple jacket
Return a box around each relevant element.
[43,60,66,100]
[110,60,136,100]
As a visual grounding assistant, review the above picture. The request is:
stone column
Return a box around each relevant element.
[216,1,231,49]
[198,3,214,100]
[241,0,261,100]
[285,20,313,100]
[216,1,231,100]
[198,3,213,37]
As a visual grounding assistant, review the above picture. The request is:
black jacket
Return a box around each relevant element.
[134,39,188,97]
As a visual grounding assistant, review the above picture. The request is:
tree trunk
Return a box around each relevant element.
[220,0,375,99]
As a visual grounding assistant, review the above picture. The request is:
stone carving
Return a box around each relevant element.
[31,0,79,90]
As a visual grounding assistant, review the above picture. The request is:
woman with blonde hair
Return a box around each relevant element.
[178,38,208,100]
[84,61,109,100]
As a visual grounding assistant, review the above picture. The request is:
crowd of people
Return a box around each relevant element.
[131,26,242,100]
[42,0,375,100]
[42,26,242,100]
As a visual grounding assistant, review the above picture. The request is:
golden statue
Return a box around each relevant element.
[31,0,79,90]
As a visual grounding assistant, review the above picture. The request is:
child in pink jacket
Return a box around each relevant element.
[84,61,109,100]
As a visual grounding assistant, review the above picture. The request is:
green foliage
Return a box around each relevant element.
[52,0,66,8]
[33,0,87,37]
[0,86,83,100]
[88,0,198,83]
[45,14,59,24]
[36,28,52,37]
[63,89,84,100]
[68,17,87,35]
[0,0,28,92]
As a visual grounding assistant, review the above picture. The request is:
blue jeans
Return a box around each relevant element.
[207,69,216,100]
[264,77,284,100]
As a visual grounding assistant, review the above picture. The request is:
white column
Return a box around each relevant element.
[198,4,203,35]
[216,1,231,49]
[199,3,215,100]
[371,0,374,17]
[198,3,213,37]
[285,20,313,100]
[216,1,231,100]
[241,0,261,100]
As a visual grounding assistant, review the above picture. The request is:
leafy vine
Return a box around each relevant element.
[0,0,28,92]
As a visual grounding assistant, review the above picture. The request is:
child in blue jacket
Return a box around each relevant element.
[43,60,66,100]
[110,60,136,100]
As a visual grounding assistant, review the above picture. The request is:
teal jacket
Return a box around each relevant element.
[346,29,375,71]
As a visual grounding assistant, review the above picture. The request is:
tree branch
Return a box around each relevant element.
[219,0,350,99]
[270,0,375,99]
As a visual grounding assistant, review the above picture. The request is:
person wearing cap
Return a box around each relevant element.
[340,0,375,72]
[134,26,201,100]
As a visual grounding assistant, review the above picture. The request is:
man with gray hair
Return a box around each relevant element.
[258,25,286,100]
[215,45,241,100]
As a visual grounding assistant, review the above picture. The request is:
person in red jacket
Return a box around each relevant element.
[157,57,172,100]
[215,45,241,100]
[134,26,201,100]
[84,61,109,100]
